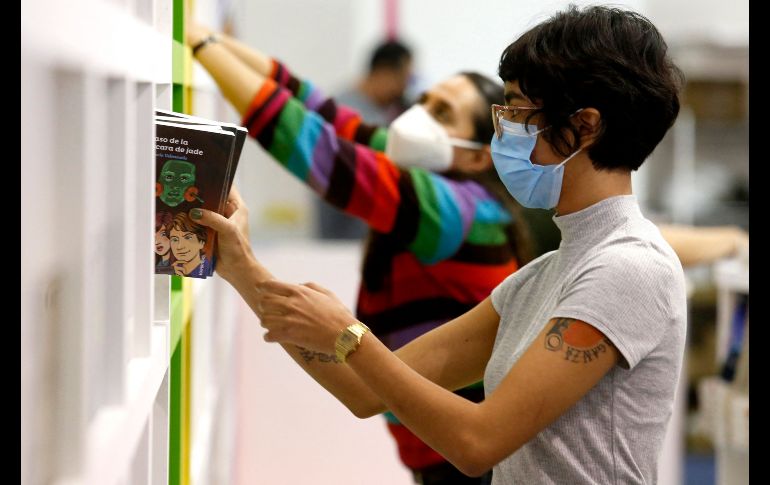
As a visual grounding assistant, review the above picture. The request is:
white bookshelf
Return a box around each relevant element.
[21,1,215,484]
[23,0,244,481]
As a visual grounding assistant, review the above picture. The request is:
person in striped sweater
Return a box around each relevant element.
[187,24,532,484]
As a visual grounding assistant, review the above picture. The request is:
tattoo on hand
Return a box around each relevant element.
[296,346,340,364]
[544,318,614,364]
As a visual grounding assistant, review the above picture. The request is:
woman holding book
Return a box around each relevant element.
[186,9,751,482]
[187,18,533,485]
[190,5,698,483]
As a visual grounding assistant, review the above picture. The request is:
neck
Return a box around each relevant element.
[555,155,632,216]
[162,253,170,262]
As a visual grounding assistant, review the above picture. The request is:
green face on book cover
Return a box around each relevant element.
[159,160,197,207]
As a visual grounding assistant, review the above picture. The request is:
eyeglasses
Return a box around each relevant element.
[491,104,540,140]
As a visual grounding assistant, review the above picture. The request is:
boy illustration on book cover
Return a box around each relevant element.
[155,120,234,278]
[169,212,211,277]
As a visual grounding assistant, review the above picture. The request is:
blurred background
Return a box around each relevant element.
[21,0,748,484]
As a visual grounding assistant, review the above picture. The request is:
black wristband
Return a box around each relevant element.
[192,34,218,56]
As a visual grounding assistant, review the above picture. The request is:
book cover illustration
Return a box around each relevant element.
[156,110,246,214]
[155,119,236,278]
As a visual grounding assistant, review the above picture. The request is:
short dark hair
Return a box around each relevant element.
[498,4,684,171]
[369,40,412,73]
[171,212,208,244]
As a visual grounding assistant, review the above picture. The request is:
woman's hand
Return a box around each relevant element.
[256,280,360,354]
[189,185,254,283]
[224,185,250,240]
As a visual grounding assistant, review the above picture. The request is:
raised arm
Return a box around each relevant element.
[658,223,749,267]
[188,29,498,263]
[188,23,273,78]
[188,23,389,150]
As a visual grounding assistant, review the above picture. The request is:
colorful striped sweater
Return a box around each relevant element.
[242,59,521,471]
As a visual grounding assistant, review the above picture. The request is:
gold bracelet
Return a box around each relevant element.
[335,322,370,363]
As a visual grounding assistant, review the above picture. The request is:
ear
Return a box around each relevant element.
[574,108,602,149]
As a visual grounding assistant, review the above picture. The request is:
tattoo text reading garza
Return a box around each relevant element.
[544,318,612,364]
[296,346,340,364]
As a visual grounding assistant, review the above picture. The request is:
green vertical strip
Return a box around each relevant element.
[171,274,183,292]
[169,0,185,483]
[172,41,186,85]
[172,0,183,42]
[169,277,184,485]
[168,339,182,485]
[172,84,184,114]
[169,279,184,356]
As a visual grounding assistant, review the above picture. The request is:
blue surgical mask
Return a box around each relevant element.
[490,118,581,209]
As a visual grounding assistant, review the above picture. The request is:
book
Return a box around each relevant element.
[155,110,247,213]
[154,113,245,279]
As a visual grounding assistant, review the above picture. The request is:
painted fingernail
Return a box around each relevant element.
[190,208,203,220]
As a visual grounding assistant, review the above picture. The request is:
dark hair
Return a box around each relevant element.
[459,71,534,265]
[459,71,501,145]
[156,210,173,232]
[369,40,412,73]
[498,4,684,171]
[171,212,208,244]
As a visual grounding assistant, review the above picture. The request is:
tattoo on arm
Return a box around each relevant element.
[544,318,614,364]
[296,346,341,364]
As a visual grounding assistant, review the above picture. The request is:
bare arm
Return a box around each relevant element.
[190,195,383,415]
[201,192,620,476]
[259,280,620,477]
[269,285,500,418]
[187,22,391,151]
[186,23,264,116]
[188,22,273,78]
[346,318,618,476]
[192,200,499,418]
[659,224,748,267]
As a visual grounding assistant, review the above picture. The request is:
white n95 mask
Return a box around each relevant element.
[385,104,484,171]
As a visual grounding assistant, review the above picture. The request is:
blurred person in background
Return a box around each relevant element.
[319,39,415,240]
[187,23,532,485]
[337,39,413,127]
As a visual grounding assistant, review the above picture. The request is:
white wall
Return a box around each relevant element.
[22,0,172,484]
[643,0,748,46]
